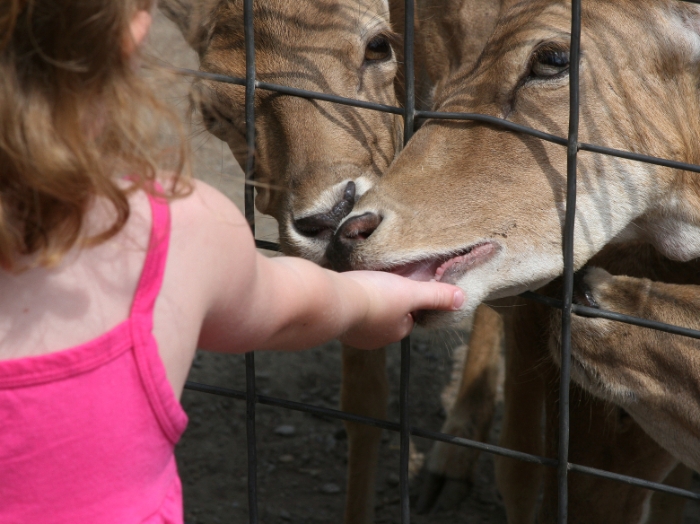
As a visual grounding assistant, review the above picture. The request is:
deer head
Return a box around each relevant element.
[162,0,403,262]
[327,0,700,323]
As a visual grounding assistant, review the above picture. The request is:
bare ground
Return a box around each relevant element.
[178,330,510,524]
[146,12,700,524]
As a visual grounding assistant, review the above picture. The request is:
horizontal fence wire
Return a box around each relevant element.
[184,381,700,503]
[180,0,700,520]
[522,291,700,340]
[170,67,700,175]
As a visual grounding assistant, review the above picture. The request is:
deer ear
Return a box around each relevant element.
[159,0,221,57]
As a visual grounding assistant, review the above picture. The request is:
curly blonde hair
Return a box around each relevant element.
[0,0,190,270]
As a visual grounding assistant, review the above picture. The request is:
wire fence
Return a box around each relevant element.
[179,0,700,522]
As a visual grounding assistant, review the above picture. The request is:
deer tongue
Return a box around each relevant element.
[434,243,495,282]
[388,242,496,283]
[389,258,443,282]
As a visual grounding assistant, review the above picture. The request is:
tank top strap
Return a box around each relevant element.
[130,181,171,331]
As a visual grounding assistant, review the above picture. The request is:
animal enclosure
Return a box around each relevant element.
[172,1,700,523]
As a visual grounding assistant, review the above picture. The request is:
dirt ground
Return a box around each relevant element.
[146,11,700,524]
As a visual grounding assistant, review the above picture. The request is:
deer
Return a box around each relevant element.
[158,1,508,522]
[558,253,700,473]
[326,0,700,521]
[502,243,698,523]
[161,0,694,521]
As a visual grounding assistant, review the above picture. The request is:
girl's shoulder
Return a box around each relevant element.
[151,175,258,394]
[164,175,256,292]
[166,176,250,232]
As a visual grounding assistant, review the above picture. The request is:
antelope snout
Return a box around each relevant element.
[326,212,383,271]
[292,181,357,241]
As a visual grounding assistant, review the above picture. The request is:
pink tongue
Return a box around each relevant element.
[434,243,495,281]
[391,259,442,282]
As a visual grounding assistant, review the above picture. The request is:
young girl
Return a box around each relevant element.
[0,1,464,522]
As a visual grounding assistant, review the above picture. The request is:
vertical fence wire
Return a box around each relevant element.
[399,335,411,523]
[245,353,259,524]
[244,0,256,232]
[403,0,416,143]
[243,0,258,522]
[178,0,700,521]
[558,1,582,522]
[400,0,416,522]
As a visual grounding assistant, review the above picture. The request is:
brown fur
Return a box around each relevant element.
[497,256,692,524]
[328,0,700,522]
[555,245,700,472]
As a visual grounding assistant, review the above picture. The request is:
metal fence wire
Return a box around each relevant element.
[179,0,700,522]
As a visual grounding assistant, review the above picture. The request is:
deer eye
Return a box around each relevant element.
[530,46,570,79]
[364,35,392,62]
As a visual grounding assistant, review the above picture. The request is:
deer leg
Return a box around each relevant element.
[539,381,678,524]
[537,271,681,524]
[341,345,388,524]
[416,304,502,513]
[495,302,547,524]
[647,463,692,524]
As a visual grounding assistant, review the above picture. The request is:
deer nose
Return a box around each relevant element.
[292,181,356,241]
[326,212,383,271]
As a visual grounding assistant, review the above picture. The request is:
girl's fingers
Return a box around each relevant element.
[412,282,464,312]
[453,289,465,309]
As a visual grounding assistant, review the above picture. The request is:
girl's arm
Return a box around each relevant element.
[224,252,463,352]
[179,180,463,354]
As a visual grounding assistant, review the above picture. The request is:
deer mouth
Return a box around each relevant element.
[385,242,498,284]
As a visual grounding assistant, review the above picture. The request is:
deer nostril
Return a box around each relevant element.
[326,212,382,271]
[293,214,336,240]
[337,212,382,243]
[292,181,356,240]
[572,268,599,309]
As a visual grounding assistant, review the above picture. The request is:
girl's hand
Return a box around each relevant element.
[338,271,464,349]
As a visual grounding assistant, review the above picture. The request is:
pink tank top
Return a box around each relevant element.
[0,189,188,523]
